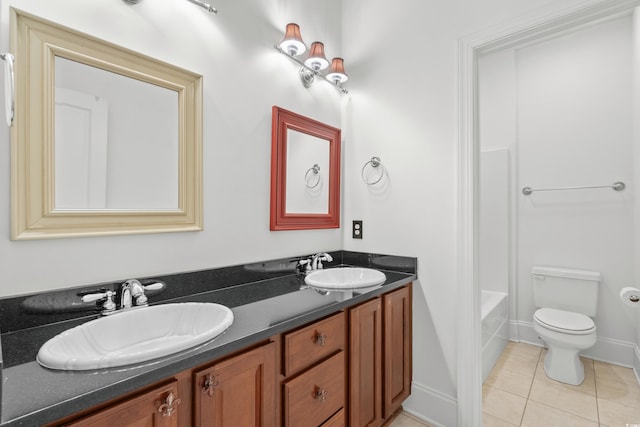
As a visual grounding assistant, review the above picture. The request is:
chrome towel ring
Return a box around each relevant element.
[361,156,384,185]
[0,53,14,127]
[305,164,321,188]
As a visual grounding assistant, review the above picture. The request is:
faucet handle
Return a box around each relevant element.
[314,252,333,270]
[81,290,116,314]
[128,280,165,306]
[297,259,312,274]
[143,282,164,292]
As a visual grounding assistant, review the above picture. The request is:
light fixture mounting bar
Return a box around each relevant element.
[186,0,217,14]
[274,45,348,94]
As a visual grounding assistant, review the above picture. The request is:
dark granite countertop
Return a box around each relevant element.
[0,251,416,426]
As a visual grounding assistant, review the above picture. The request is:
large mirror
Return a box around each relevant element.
[10,9,202,239]
[270,106,341,230]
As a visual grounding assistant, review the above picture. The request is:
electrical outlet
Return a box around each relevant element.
[352,220,363,239]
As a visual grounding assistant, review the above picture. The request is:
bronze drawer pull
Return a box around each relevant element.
[314,332,327,346]
[202,374,220,397]
[314,386,328,403]
[158,391,181,417]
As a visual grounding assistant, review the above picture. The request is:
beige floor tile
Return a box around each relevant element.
[388,412,432,427]
[533,350,596,396]
[493,343,541,378]
[595,361,640,408]
[503,342,542,363]
[594,360,639,384]
[598,397,640,427]
[483,384,527,426]
[528,375,598,421]
[483,412,518,427]
[485,363,534,398]
[521,400,599,427]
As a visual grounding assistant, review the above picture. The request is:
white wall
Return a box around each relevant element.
[0,0,344,297]
[634,7,640,377]
[481,16,636,364]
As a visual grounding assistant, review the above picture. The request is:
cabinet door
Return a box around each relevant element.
[65,381,180,427]
[349,297,383,427]
[194,342,276,427]
[383,286,412,418]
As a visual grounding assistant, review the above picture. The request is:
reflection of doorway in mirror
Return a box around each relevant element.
[54,56,179,211]
[55,88,109,209]
[285,130,330,214]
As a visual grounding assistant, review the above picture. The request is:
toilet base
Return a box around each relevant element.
[543,346,585,386]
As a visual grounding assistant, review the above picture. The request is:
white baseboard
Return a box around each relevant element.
[403,381,457,427]
[634,345,640,385]
[513,320,636,367]
[509,320,520,342]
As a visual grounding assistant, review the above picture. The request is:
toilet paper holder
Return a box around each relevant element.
[620,287,640,307]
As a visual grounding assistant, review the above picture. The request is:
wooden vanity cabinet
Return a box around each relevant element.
[48,283,412,427]
[193,342,277,427]
[349,285,413,427]
[349,297,383,427]
[382,286,412,418]
[281,311,347,427]
[61,381,182,427]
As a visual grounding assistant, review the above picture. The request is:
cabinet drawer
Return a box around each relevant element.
[321,408,345,427]
[284,311,345,375]
[283,351,345,427]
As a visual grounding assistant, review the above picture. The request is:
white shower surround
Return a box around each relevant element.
[481,290,508,382]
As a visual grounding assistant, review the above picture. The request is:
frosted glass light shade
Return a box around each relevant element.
[279,23,306,56]
[304,42,330,71]
[326,57,348,83]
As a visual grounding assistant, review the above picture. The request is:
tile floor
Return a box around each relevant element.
[483,342,640,427]
[389,411,433,427]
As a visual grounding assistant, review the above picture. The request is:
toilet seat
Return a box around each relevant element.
[534,308,595,335]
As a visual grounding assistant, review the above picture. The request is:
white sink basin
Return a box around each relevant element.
[305,267,386,290]
[37,302,233,371]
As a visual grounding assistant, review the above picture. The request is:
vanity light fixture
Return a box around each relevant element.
[326,58,348,84]
[275,23,349,94]
[122,0,217,14]
[279,23,306,56]
[185,0,217,14]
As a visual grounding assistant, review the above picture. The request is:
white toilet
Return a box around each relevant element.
[531,266,600,385]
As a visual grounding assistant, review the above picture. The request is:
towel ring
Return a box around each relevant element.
[305,164,321,189]
[361,156,384,185]
[0,53,14,127]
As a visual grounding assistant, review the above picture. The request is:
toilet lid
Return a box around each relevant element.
[534,308,595,335]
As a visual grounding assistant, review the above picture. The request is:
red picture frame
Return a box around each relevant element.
[270,106,341,231]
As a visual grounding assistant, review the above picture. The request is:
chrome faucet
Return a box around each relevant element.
[81,279,165,315]
[297,253,334,276]
[311,253,333,270]
[119,279,147,309]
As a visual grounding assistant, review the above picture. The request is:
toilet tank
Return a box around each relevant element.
[531,266,600,317]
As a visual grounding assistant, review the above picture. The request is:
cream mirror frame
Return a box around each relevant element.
[10,9,203,240]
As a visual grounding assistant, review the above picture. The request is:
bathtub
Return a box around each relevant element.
[481,290,508,382]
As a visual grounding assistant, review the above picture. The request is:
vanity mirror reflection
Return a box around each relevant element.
[270,106,341,230]
[10,8,203,239]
